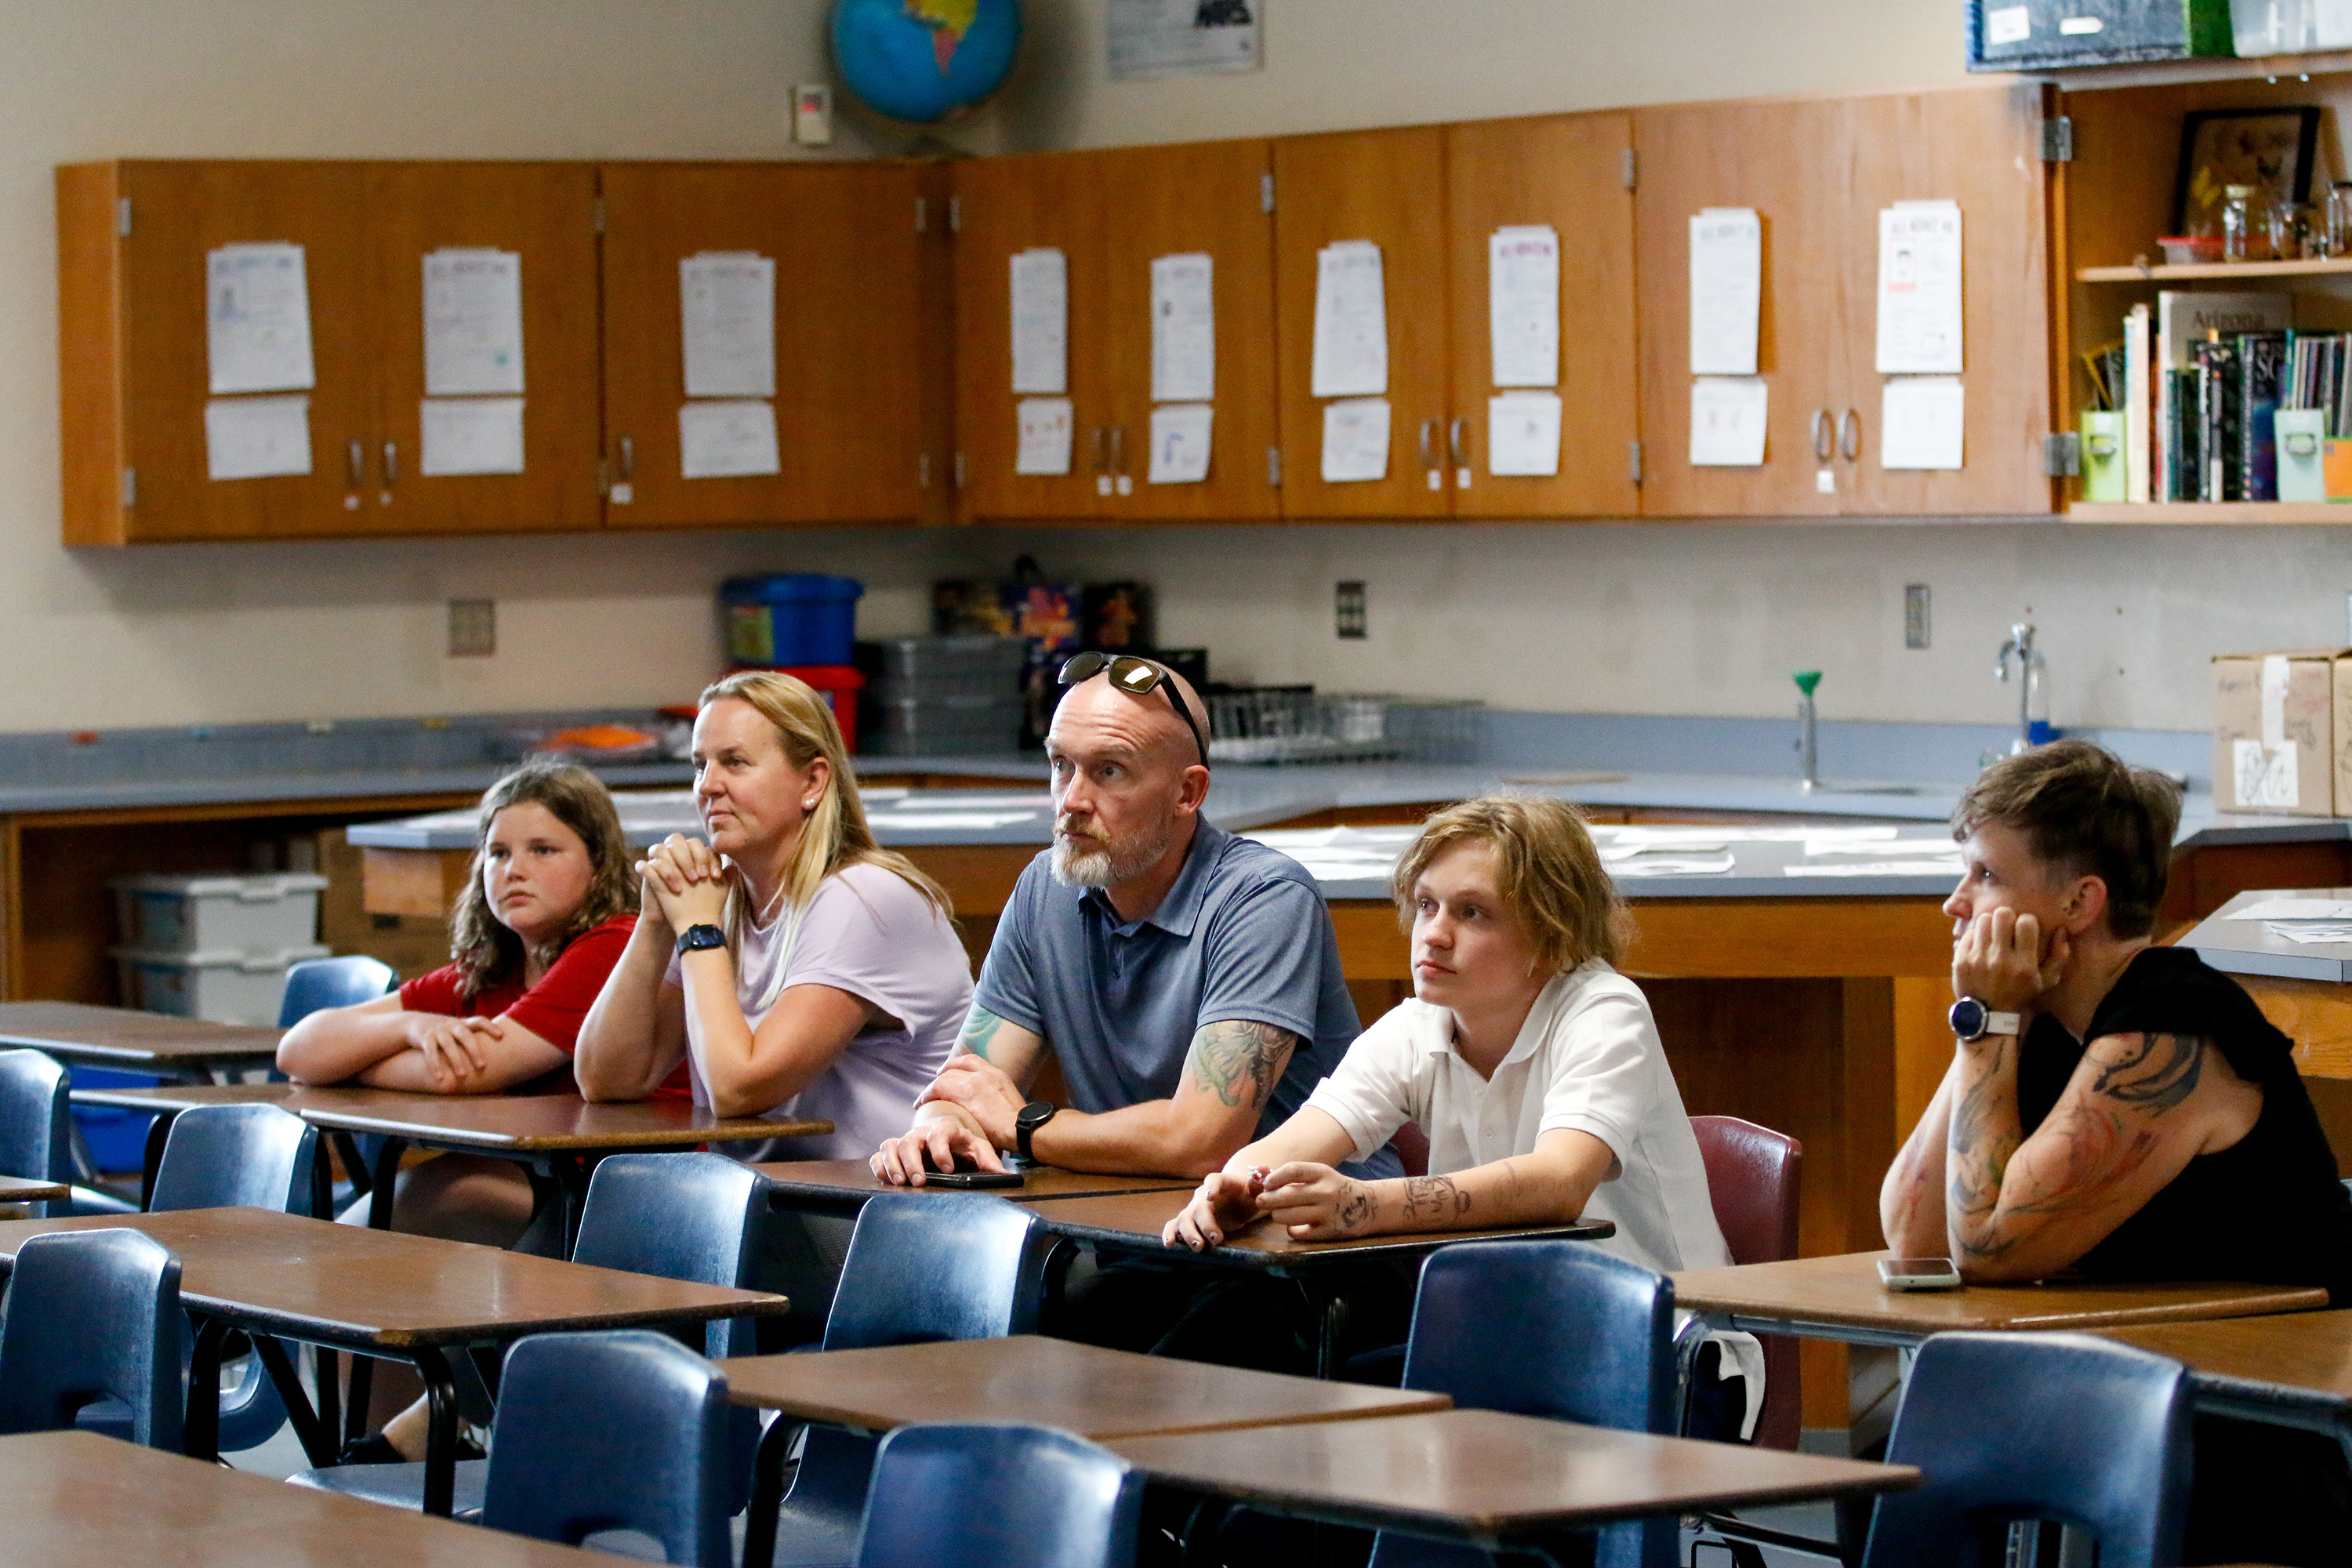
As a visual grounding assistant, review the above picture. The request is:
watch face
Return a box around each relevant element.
[1949,997,1988,1039]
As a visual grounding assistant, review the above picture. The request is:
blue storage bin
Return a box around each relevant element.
[722,574,864,668]
[71,1066,160,1175]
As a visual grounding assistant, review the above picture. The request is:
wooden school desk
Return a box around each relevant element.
[752,1156,1195,1216]
[1022,1185,1616,1377]
[0,1172,71,1204]
[0,1429,624,1568]
[0,1000,281,1083]
[0,1207,787,1515]
[2103,1309,2352,1465]
[717,1334,1454,1568]
[1106,1407,1918,1563]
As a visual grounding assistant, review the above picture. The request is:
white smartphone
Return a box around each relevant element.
[1877,1256,1964,1292]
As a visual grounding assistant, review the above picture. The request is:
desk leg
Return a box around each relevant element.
[556,1154,595,1258]
[252,1336,338,1467]
[742,1412,797,1568]
[314,1347,340,1452]
[344,1356,375,1445]
[365,1137,407,1231]
[414,1345,460,1517]
[1297,1277,1351,1381]
[1175,1496,1234,1568]
[184,1315,229,1461]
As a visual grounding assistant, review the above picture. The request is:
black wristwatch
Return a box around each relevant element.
[1015,1100,1058,1163]
[674,923,726,956]
[1948,996,2022,1043]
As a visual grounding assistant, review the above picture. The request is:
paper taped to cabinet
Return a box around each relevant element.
[1690,377,1767,466]
[1490,226,1560,389]
[207,243,315,395]
[1151,252,1215,403]
[678,399,780,479]
[1015,397,1075,475]
[1688,209,1760,377]
[420,397,525,476]
[681,252,776,399]
[204,394,312,481]
[1149,402,1213,484]
[1011,248,1069,395]
[1879,378,1965,470]
[423,249,524,397]
[1312,241,1388,397]
[1320,397,1391,483]
[1487,392,1562,477]
[1875,201,1963,376]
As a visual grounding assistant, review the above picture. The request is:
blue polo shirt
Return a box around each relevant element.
[975,819,1401,1178]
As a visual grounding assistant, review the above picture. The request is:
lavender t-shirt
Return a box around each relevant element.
[670,862,971,1160]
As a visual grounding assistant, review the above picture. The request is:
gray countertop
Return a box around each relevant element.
[2183,888,2352,985]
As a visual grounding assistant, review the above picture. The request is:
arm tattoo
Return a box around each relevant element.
[1400,1174,1472,1222]
[958,1005,1006,1062]
[2090,1033,2207,1114]
[1338,1184,1374,1232]
[1184,1020,1298,1109]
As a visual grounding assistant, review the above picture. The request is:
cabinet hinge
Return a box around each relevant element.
[918,452,931,488]
[2041,117,2074,163]
[1261,172,1274,213]
[1267,447,1282,487]
[116,197,132,238]
[953,451,967,488]
[595,459,610,497]
[1628,440,1643,485]
[121,468,136,508]
[592,198,607,234]
[915,196,927,234]
[1620,148,1637,191]
[948,195,961,234]
[2042,432,2082,477]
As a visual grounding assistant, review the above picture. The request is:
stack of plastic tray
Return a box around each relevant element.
[862,636,1028,757]
[109,871,329,1026]
[1205,690,1485,765]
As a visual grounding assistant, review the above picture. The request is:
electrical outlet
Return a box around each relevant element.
[447,598,496,658]
[793,83,833,145]
[1334,581,1367,640]
[1904,584,1931,650]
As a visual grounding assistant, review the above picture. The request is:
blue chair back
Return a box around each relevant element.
[481,1330,734,1568]
[575,1152,770,1359]
[855,1424,1139,1568]
[1370,1241,1676,1568]
[0,1048,73,1187]
[149,1103,321,1218]
[822,1192,1051,1350]
[278,955,397,1026]
[1860,1331,2192,1568]
[0,1229,183,1449]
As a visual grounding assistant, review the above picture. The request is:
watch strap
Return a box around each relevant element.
[1015,1100,1056,1163]
[1982,1010,2023,1037]
[674,923,727,955]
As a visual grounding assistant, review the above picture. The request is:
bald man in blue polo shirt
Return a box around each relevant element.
[873,656,1398,1190]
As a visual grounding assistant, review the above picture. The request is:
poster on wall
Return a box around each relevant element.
[1109,0,1261,79]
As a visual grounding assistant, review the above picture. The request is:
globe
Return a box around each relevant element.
[831,0,1022,126]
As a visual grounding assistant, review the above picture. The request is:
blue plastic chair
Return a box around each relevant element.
[0,1229,183,1450]
[0,1047,73,1189]
[853,1424,1139,1568]
[478,1330,736,1568]
[1860,1330,2193,1568]
[757,1192,1057,1568]
[291,1152,775,1518]
[1363,1242,1677,1568]
[79,1102,322,1453]
[279,956,398,1024]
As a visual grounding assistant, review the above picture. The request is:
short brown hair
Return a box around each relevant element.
[1390,794,1632,974]
[1951,739,2182,939]
[449,760,639,997]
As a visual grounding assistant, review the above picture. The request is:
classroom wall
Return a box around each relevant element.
[2,1,2342,738]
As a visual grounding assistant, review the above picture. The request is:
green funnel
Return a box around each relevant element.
[1792,671,1822,698]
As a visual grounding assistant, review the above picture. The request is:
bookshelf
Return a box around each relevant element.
[2075,258,2352,281]
[2067,502,2352,522]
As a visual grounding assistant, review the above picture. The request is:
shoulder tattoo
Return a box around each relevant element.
[959,1005,1006,1062]
[2089,1032,2209,1117]
[1185,1019,1298,1109]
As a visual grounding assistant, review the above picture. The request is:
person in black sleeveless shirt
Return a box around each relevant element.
[1880,739,2352,1566]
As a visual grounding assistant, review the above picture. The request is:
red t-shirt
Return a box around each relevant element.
[397,916,690,1100]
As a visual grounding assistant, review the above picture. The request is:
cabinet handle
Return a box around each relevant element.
[618,435,634,481]
[1109,424,1125,475]
[1812,410,1835,462]
[381,441,398,487]
[1419,419,1437,469]
[345,440,364,489]
[1091,426,1108,474]
[1448,418,1465,467]
[1839,409,1860,463]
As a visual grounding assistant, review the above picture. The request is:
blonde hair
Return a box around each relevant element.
[1389,793,1631,975]
[449,760,639,998]
[697,670,953,989]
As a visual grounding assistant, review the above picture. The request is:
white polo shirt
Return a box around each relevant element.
[1302,960,1733,1276]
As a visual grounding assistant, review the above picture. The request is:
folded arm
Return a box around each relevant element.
[574,913,691,1102]
[1027,1018,1300,1178]
[277,993,567,1094]
[872,1005,1049,1183]
[676,946,879,1118]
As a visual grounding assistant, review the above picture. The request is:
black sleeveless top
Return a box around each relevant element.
[2016,946,2352,1305]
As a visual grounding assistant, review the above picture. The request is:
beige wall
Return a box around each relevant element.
[1,2,2339,736]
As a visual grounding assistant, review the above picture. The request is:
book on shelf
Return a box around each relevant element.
[2154,292,2292,503]
[2238,331,2286,503]
[2124,304,2151,503]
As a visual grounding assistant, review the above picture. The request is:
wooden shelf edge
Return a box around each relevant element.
[2065,501,2352,523]
[2045,47,2352,90]
[2077,259,2352,282]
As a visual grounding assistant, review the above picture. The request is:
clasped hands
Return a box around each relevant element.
[1163,1163,1371,1250]
[1952,906,2070,1027]
[405,1012,507,1091]
[870,1055,1025,1184]
[637,833,732,932]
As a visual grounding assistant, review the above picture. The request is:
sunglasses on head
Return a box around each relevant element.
[1056,652,1210,768]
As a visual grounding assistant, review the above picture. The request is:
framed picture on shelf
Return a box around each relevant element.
[2173,106,2322,236]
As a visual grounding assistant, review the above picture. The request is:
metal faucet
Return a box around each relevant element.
[1994,622,2044,754]
[1793,671,1822,793]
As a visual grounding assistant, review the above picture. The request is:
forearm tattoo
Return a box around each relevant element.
[958,1005,1006,1062]
[1399,1174,1471,1222]
[1184,1020,1297,1109]
[1338,1182,1374,1232]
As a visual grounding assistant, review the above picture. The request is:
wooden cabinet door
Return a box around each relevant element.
[64,162,375,543]
[1838,83,2055,517]
[601,162,940,530]
[952,151,1111,521]
[1446,113,1639,519]
[1095,138,1279,521]
[365,163,601,535]
[1272,127,1452,519]
[1634,100,1849,518]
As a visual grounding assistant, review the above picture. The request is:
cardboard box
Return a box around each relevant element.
[2212,650,2352,816]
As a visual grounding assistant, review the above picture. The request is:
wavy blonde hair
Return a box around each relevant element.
[699,671,952,976]
[1389,793,1631,975]
[448,760,639,998]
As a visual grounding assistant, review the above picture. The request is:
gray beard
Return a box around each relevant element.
[1049,816,1181,889]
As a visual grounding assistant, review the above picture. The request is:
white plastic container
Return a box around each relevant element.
[111,944,330,1025]
[111,872,327,957]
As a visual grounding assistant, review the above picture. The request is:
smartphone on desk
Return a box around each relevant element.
[916,1155,1025,1190]
[1878,1257,1964,1292]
